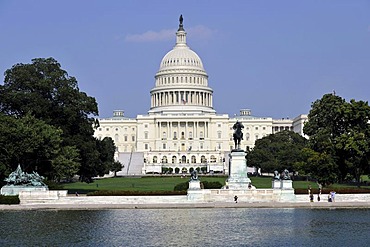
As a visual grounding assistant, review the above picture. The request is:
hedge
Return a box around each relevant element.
[0,195,20,204]
[295,188,370,194]
[173,181,223,191]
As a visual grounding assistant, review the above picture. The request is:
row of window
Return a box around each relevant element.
[158,131,205,140]
[148,155,221,164]
[162,58,201,67]
[157,75,206,85]
[274,126,293,131]
[144,142,222,151]
[98,127,135,132]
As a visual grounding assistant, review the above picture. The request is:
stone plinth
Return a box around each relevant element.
[272,180,281,189]
[281,180,293,190]
[188,180,201,190]
[226,150,251,189]
[272,179,293,190]
[1,185,48,196]
[187,180,203,201]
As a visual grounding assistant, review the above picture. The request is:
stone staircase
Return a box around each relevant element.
[116,152,144,176]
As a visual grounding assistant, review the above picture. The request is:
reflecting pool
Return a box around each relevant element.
[1,208,370,246]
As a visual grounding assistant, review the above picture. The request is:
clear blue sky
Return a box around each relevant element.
[1,0,369,118]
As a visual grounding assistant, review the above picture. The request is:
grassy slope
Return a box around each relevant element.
[63,176,227,193]
[62,176,370,194]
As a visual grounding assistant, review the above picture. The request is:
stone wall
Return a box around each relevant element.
[18,190,370,205]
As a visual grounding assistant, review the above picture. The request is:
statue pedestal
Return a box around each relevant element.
[187,180,203,201]
[188,180,201,190]
[272,180,281,189]
[1,185,48,196]
[281,180,293,190]
[226,150,251,189]
[271,179,293,190]
[271,179,295,202]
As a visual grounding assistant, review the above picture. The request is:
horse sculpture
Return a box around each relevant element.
[233,120,244,150]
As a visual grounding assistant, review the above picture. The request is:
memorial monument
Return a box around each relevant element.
[225,120,253,190]
[1,165,48,196]
[188,170,201,190]
[187,170,203,201]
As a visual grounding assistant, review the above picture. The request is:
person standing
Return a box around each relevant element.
[330,190,336,202]
[234,195,238,203]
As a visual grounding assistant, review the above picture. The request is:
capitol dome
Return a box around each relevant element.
[159,45,204,71]
[149,15,215,115]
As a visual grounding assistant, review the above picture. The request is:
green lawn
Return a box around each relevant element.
[62,175,370,194]
[63,176,228,194]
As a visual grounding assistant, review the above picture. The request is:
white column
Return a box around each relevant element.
[159,122,161,139]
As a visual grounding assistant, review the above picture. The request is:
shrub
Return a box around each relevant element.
[44,180,64,190]
[174,182,189,191]
[173,181,223,191]
[0,195,20,204]
[294,187,370,194]
[202,181,223,189]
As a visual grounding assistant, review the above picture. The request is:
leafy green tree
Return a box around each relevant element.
[51,146,80,182]
[247,130,307,174]
[295,148,338,186]
[303,94,370,183]
[0,113,62,182]
[110,161,124,177]
[0,58,116,182]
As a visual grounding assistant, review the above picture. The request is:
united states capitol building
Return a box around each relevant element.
[94,17,307,175]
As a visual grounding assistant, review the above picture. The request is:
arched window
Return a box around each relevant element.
[210,155,216,163]
[153,156,158,163]
[172,156,177,163]
[162,156,168,163]
[182,155,187,163]
[173,131,177,140]
[245,133,250,141]
[191,155,196,163]
[201,155,206,163]
[217,131,221,139]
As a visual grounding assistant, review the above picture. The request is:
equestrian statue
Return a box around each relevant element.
[232,120,244,150]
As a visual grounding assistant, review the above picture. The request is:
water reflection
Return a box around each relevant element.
[1,208,370,246]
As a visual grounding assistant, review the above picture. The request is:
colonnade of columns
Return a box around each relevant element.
[156,121,209,140]
[151,90,213,108]
[156,75,206,85]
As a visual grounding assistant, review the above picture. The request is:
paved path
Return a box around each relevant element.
[1,201,370,211]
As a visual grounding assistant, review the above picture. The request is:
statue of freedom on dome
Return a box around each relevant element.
[179,15,183,25]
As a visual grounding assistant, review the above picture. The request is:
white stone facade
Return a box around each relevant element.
[94,18,307,175]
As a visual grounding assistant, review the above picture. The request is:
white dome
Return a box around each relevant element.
[159,46,204,71]
[149,16,215,115]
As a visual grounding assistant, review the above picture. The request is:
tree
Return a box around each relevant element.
[247,130,307,174]
[303,94,370,183]
[0,58,114,182]
[295,148,338,186]
[110,161,123,177]
[0,113,62,183]
[51,146,80,182]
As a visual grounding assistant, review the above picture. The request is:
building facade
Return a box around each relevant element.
[94,18,307,175]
